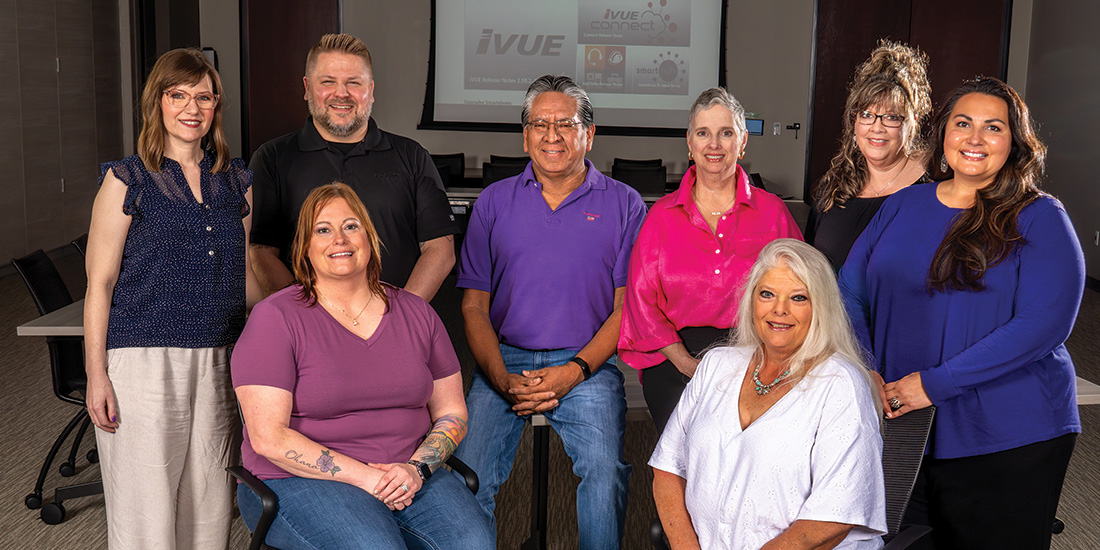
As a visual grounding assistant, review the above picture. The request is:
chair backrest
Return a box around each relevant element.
[430,153,465,189]
[613,157,663,168]
[882,406,936,538]
[482,161,527,187]
[11,250,86,404]
[749,172,768,191]
[71,234,89,257]
[12,250,74,315]
[489,154,530,165]
[612,164,667,196]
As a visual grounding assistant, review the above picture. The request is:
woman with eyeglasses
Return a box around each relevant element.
[84,48,260,549]
[619,87,801,435]
[806,40,932,272]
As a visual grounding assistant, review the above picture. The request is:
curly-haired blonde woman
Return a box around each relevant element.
[807,40,932,271]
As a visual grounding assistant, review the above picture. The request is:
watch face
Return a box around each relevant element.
[418,462,432,480]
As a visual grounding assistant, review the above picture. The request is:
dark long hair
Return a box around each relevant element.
[927,78,1046,292]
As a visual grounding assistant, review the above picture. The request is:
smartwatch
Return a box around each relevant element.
[407,460,432,481]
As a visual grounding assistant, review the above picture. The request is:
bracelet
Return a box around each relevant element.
[571,357,592,381]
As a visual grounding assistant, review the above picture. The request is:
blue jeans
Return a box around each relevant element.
[236,468,494,550]
[453,344,632,549]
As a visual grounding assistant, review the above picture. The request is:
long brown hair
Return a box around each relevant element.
[815,40,931,212]
[289,182,389,309]
[137,48,230,173]
[927,78,1045,292]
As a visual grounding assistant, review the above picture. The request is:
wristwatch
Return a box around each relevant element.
[407,460,432,481]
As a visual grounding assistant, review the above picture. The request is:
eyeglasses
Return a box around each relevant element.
[855,110,904,128]
[525,119,584,134]
[163,89,219,109]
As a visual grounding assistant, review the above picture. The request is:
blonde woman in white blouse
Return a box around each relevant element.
[650,239,886,550]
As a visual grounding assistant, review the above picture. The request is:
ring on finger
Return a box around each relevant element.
[889,397,902,411]
[399,483,409,493]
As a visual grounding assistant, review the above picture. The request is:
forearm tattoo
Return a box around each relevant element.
[285,449,342,477]
[415,414,467,469]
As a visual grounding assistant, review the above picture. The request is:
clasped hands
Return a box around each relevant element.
[491,362,584,415]
[365,462,422,511]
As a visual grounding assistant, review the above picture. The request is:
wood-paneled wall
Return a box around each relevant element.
[0,0,122,261]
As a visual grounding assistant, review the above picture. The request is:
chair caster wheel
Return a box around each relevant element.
[87,449,99,463]
[59,462,76,477]
[25,492,42,510]
[41,502,66,525]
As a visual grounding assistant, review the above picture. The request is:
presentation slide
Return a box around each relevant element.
[427,0,724,133]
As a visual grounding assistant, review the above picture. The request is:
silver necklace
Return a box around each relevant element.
[865,158,909,197]
[693,188,736,216]
[752,359,790,396]
[319,291,372,326]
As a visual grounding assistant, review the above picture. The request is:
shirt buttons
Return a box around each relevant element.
[714,269,721,274]
[208,250,215,256]
[714,249,720,254]
[204,204,210,210]
[718,233,724,238]
[206,226,212,231]
[721,216,727,220]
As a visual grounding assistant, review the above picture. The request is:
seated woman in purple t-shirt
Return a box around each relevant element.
[231,182,493,549]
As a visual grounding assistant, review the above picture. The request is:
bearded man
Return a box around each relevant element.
[249,33,458,300]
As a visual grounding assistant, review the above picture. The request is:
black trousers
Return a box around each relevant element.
[640,326,728,435]
[902,432,1077,550]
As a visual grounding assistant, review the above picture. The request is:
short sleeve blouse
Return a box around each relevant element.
[102,153,252,349]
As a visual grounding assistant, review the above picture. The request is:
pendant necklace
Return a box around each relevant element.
[752,359,790,396]
[865,158,909,197]
[320,291,372,327]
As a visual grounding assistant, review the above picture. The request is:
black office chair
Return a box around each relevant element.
[430,153,466,190]
[649,407,937,549]
[613,157,663,168]
[482,161,528,187]
[489,154,529,165]
[228,456,480,550]
[612,164,667,197]
[70,234,88,257]
[11,249,103,525]
[749,172,768,191]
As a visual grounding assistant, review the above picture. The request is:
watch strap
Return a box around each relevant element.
[571,357,592,380]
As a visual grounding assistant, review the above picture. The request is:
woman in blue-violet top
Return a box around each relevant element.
[83,49,261,549]
[840,77,1083,550]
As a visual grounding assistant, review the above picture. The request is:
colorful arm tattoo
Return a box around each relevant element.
[414,414,467,470]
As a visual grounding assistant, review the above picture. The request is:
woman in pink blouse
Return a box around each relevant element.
[619,87,802,433]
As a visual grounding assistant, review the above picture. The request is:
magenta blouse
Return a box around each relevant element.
[618,165,802,369]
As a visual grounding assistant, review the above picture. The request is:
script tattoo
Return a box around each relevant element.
[285,449,342,477]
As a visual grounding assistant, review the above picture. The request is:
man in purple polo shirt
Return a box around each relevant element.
[454,75,646,549]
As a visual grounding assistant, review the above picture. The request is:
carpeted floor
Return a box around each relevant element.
[0,246,1095,549]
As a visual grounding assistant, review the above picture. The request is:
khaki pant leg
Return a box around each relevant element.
[175,345,238,550]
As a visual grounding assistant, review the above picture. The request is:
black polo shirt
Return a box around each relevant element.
[250,117,459,286]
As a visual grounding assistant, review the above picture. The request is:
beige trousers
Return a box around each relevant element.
[95,346,239,550]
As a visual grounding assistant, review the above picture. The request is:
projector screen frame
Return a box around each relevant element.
[417,0,729,138]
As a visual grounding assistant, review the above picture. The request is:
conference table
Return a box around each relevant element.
[17,298,1100,406]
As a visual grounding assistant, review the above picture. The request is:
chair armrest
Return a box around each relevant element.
[445,455,479,494]
[882,524,932,549]
[649,516,670,550]
[227,465,278,550]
